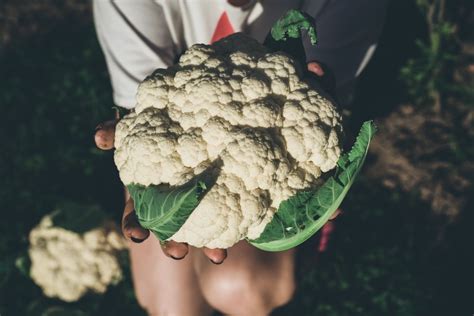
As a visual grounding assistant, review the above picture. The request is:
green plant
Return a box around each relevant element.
[400,0,457,110]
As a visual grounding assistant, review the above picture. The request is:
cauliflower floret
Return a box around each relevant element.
[220,129,290,191]
[114,108,193,186]
[28,214,126,302]
[135,68,176,113]
[176,129,208,168]
[172,174,273,248]
[179,44,215,66]
[229,51,258,68]
[241,98,282,128]
[257,53,299,95]
[171,180,243,248]
[114,33,343,248]
[240,75,271,101]
[282,92,342,171]
[201,118,235,160]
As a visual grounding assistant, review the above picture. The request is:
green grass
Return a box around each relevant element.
[0,19,143,315]
[0,14,472,316]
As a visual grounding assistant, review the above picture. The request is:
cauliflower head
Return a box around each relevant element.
[114,33,343,249]
[28,212,126,302]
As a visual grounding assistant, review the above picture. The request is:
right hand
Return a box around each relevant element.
[94,117,227,264]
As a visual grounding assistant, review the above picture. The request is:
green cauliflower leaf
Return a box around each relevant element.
[271,9,318,45]
[249,121,377,251]
[128,181,206,241]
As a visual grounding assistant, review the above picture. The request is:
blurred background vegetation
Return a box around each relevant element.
[0,0,472,315]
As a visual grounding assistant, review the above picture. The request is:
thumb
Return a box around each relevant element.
[94,119,118,150]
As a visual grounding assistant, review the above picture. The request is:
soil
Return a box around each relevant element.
[367,44,474,220]
[368,102,473,219]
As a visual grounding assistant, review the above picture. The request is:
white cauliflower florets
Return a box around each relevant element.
[114,33,343,248]
[28,214,126,302]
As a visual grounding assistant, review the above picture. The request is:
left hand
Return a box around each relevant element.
[95,117,228,264]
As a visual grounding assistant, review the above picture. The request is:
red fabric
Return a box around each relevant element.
[211,12,235,43]
[317,221,335,252]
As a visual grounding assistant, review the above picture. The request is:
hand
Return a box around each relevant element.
[94,117,228,264]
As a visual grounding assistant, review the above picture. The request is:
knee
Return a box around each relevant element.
[200,266,295,315]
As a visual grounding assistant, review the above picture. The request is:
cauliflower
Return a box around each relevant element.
[115,11,376,251]
[115,32,343,249]
[28,210,126,302]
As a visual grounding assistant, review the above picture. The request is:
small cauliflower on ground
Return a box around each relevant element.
[115,33,343,249]
[29,212,126,302]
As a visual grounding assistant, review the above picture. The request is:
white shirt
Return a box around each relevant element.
[93,0,387,108]
[94,0,306,108]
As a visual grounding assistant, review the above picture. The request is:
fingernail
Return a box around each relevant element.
[131,236,145,243]
[170,255,185,260]
[210,259,224,265]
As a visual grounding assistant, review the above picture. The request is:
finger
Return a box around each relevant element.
[161,241,189,260]
[307,62,325,77]
[124,187,130,203]
[122,198,150,243]
[94,119,118,150]
[203,248,227,265]
[329,208,342,220]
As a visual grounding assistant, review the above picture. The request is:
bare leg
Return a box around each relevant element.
[193,241,296,316]
[129,234,213,316]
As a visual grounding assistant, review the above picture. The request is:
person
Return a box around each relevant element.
[93,1,388,315]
